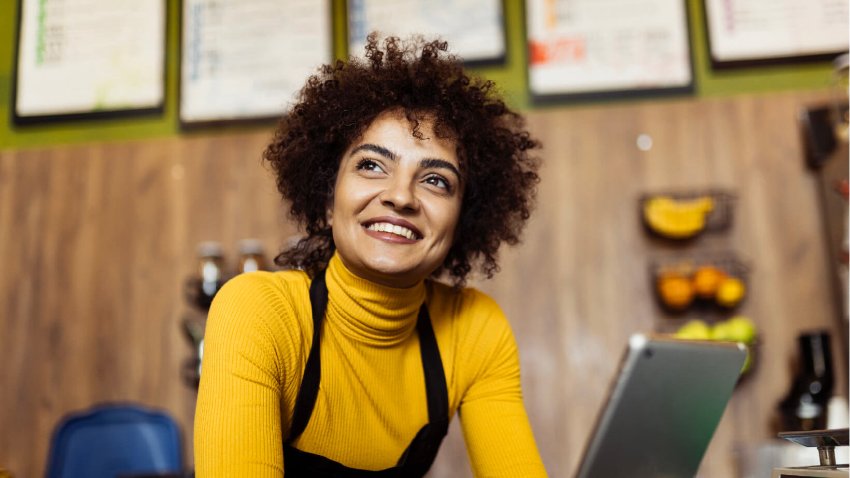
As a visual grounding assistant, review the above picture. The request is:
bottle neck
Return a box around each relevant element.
[799,332,833,379]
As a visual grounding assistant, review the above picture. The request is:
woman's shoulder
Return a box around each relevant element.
[201,270,314,398]
[428,281,510,331]
[428,282,520,392]
[221,267,310,290]
[208,269,313,334]
[215,269,311,304]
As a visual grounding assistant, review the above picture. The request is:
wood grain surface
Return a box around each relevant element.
[1,90,845,477]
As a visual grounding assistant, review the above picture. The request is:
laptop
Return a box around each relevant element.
[574,334,747,478]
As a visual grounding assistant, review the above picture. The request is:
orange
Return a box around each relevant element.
[692,265,726,299]
[716,277,746,307]
[657,274,695,310]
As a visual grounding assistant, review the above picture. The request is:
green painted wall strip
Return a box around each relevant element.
[0,0,838,150]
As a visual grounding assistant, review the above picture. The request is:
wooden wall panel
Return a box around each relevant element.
[1,90,845,477]
[435,90,847,478]
[0,131,296,477]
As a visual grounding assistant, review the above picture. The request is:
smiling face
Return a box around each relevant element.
[329,110,463,288]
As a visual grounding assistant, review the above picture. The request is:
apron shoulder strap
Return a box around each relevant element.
[416,305,449,425]
[287,269,328,443]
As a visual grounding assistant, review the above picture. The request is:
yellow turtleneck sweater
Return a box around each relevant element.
[194,253,547,477]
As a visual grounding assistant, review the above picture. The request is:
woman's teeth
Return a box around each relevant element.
[366,222,417,240]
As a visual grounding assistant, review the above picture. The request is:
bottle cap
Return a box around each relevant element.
[197,241,223,258]
[238,238,264,255]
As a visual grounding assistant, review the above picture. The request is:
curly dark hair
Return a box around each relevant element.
[263,33,540,287]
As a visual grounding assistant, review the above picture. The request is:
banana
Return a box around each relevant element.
[643,195,714,239]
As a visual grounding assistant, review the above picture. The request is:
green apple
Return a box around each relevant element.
[676,320,711,340]
[725,316,757,344]
[710,321,734,341]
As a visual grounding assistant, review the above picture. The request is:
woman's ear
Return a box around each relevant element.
[326,170,338,227]
[326,202,334,227]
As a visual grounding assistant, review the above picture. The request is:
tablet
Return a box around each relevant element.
[575,334,747,478]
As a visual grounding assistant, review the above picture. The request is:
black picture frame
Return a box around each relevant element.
[345,0,508,68]
[177,0,335,129]
[11,0,167,126]
[703,0,849,70]
[526,0,695,105]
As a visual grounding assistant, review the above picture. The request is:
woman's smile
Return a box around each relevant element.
[329,109,463,288]
[363,217,422,242]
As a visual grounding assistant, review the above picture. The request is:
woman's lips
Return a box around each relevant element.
[362,217,422,242]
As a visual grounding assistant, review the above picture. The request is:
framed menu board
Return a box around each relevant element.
[704,0,849,68]
[526,0,693,103]
[13,0,166,124]
[180,0,332,126]
[347,0,506,66]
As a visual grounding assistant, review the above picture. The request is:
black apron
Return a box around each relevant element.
[283,270,449,477]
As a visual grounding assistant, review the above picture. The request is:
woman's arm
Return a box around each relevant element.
[194,273,303,477]
[457,294,548,477]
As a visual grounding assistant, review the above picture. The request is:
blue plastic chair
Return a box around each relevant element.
[45,403,183,478]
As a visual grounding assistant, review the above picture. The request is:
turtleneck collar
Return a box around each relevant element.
[324,252,426,346]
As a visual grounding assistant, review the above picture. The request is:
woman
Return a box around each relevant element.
[195,34,546,477]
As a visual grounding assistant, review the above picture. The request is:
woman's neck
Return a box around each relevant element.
[323,253,426,346]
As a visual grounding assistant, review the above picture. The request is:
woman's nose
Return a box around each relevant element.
[380,177,418,211]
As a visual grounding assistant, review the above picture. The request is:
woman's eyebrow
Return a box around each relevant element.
[420,158,460,179]
[351,143,396,160]
[352,143,460,179]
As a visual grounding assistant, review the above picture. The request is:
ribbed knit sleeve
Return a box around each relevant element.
[453,290,548,477]
[194,271,310,477]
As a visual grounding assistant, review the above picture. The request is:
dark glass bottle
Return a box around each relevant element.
[185,241,227,310]
[778,331,835,431]
[237,238,267,274]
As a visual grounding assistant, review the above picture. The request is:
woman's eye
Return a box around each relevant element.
[424,174,451,191]
[355,159,384,173]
